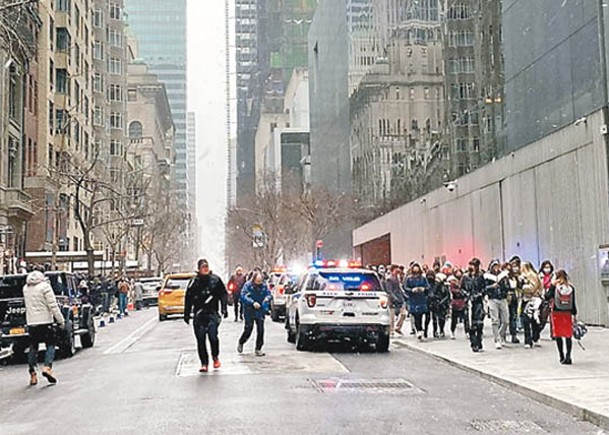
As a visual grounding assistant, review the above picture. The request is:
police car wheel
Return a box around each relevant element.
[295,323,310,351]
[376,332,390,353]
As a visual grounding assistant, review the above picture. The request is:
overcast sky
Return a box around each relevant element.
[188,0,228,275]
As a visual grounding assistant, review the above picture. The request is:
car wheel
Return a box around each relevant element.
[11,343,28,363]
[295,322,309,351]
[271,308,280,322]
[60,326,76,358]
[80,316,96,349]
[159,313,166,322]
[376,332,390,353]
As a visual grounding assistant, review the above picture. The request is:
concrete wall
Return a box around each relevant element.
[354,109,609,326]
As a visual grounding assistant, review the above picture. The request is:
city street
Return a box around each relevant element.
[0,309,604,435]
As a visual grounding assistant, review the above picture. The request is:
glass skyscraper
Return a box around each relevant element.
[124,0,188,205]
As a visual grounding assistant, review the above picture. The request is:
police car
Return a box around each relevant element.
[285,260,390,352]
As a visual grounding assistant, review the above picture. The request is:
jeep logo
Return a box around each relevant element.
[7,307,26,315]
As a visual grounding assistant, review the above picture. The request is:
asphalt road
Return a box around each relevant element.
[0,309,604,435]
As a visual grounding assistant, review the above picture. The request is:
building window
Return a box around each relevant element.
[56,27,70,51]
[472,137,480,152]
[93,41,104,60]
[127,88,137,101]
[447,3,470,20]
[450,83,475,100]
[109,3,121,20]
[108,57,122,74]
[93,73,103,93]
[128,121,143,139]
[456,138,467,152]
[56,0,70,12]
[93,9,103,28]
[93,106,103,126]
[110,139,123,156]
[55,68,68,94]
[110,112,123,130]
[8,66,18,119]
[409,87,415,100]
[107,28,123,47]
[107,84,122,102]
[448,57,475,74]
[448,30,474,47]
[395,87,400,100]
[424,87,430,99]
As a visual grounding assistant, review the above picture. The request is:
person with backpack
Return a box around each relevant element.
[545,269,577,364]
[429,272,450,338]
[484,260,510,349]
[520,262,543,348]
[404,263,430,341]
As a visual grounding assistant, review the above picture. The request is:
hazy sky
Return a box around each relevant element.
[188,0,227,275]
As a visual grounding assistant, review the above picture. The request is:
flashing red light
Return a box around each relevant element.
[348,260,362,268]
[278,286,285,295]
[326,260,337,268]
[360,283,371,291]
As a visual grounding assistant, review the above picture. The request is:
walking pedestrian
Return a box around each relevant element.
[386,265,407,336]
[461,258,486,352]
[404,263,430,341]
[238,272,272,356]
[117,277,130,318]
[538,260,555,331]
[23,270,65,385]
[228,266,246,321]
[484,260,510,349]
[520,262,543,348]
[429,272,450,338]
[545,269,577,364]
[507,256,522,344]
[184,259,228,373]
[448,274,469,339]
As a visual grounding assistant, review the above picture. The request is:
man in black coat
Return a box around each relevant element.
[184,259,228,373]
[461,258,486,352]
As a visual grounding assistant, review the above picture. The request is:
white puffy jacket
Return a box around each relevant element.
[23,271,65,326]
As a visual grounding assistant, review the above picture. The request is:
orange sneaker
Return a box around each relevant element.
[29,372,38,386]
[213,359,221,369]
[199,365,208,373]
[41,366,57,384]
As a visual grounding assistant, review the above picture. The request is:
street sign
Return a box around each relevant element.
[252,224,265,249]
[132,219,144,227]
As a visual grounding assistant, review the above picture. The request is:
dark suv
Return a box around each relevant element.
[0,271,96,361]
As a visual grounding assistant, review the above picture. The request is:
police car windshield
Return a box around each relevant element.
[317,271,382,292]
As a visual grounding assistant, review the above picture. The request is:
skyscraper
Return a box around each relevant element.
[124,0,188,206]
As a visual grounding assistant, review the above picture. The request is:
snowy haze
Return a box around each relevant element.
[188,0,228,276]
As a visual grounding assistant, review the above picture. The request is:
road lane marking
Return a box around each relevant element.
[103,315,158,355]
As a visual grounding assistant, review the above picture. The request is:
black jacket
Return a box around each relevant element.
[184,273,228,322]
[484,271,510,300]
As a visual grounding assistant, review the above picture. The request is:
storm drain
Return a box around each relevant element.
[309,378,422,395]
[469,420,546,433]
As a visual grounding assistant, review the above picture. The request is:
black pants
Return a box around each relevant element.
[469,323,483,351]
[240,317,265,350]
[555,337,572,361]
[521,302,541,346]
[508,296,519,337]
[193,314,220,366]
[432,310,447,336]
[412,312,430,336]
[451,309,470,333]
[233,293,243,320]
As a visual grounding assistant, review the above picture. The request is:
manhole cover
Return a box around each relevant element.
[470,420,545,433]
[309,378,422,394]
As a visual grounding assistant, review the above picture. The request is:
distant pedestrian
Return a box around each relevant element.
[238,272,272,356]
[546,270,577,364]
[520,262,543,348]
[228,266,247,321]
[23,270,65,385]
[461,258,486,352]
[404,263,430,341]
[184,259,228,373]
[117,277,130,318]
[448,274,469,339]
[386,265,406,336]
[484,260,510,349]
[507,257,522,344]
[133,281,144,310]
[538,260,555,331]
[429,272,450,338]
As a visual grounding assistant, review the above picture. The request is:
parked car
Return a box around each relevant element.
[158,273,196,321]
[0,271,96,361]
[136,277,163,307]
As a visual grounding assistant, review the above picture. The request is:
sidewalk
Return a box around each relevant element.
[393,321,609,430]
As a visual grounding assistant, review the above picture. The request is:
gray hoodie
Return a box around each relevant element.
[23,271,65,327]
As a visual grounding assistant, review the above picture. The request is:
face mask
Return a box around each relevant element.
[543,268,551,274]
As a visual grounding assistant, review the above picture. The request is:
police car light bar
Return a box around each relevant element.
[310,259,362,269]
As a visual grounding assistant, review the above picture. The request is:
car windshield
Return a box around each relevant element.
[317,272,382,292]
[164,278,191,290]
[0,276,26,299]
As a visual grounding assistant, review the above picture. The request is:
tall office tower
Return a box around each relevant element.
[124,0,188,206]
[186,112,196,215]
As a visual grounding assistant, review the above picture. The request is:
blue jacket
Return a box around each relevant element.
[404,275,430,314]
[240,281,272,320]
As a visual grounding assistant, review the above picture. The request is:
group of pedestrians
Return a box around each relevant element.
[376,255,578,364]
[184,260,272,373]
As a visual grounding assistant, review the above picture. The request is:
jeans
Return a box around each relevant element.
[432,309,447,336]
[390,305,406,333]
[488,299,509,343]
[239,317,265,350]
[469,323,484,351]
[508,295,519,337]
[28,324,56,374]
[118,293,128,314]
[193,314,220,366]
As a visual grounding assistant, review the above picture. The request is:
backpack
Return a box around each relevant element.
[554,285,574,311]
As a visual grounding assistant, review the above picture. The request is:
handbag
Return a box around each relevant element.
[573,321,588,350]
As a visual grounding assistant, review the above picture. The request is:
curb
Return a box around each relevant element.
[393,340,609,431]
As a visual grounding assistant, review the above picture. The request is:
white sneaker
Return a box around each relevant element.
[450,332,456,340]
[533,341,541,348]
[417,332,423,341]
[524,344,532,349]
[495,342,502,350]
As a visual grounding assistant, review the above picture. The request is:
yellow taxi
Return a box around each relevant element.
[158,273,196,321]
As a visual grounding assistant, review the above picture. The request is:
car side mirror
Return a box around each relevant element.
[155,285,161,291]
